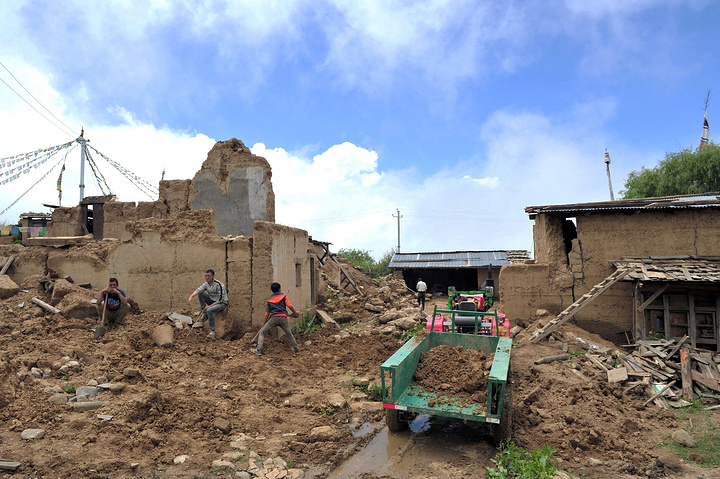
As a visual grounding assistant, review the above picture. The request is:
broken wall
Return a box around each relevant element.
[251,221,313,328]
[191,139,275,237]
[570,208,720,338]
[46,179,192,241]
[46,207,84,237]
[504,208,720,342]
[499,263,573,322]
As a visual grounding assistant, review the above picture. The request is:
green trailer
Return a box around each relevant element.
[380,309,512,445]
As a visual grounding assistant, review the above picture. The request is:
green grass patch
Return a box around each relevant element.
[367,382,383,401]
[400,324,424,343]
[486,440,558,479]
[210,465,237,475]
[293,311,321,335]
[63,383,76,394]
[658,404,720,466]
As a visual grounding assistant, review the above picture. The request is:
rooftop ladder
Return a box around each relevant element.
[530,268,629,343]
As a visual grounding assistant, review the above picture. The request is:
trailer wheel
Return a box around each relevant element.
[492,381,512,447]
[386,408,409,432]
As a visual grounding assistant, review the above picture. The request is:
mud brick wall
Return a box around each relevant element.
[46,207,84,237]
[569,209,720,339]
[499,263,573,323]
[503,208,720,342]
[191,139,275,237]
[227,237,252,321]
[251,221,313,328]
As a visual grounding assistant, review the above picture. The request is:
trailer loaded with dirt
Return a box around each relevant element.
[381,307,512,445]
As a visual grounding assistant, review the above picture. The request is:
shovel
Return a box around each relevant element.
[94,300,108,340]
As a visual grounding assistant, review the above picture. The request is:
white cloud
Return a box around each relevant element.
[463,175,500,188]
[0,59,215,220]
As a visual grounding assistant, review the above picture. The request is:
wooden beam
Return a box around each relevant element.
[643,380,677,407]
[665,335,688,360]
[30,297,61,315]
[0,255,15,275]
[534,354,570,365]
[691,370,720,393]
[636,283,669,312]
[330,255,362,295]
[681,349,693,400]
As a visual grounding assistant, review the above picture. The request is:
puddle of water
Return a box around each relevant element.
[349,421,373,437]
[409,414,430,433]
[330,415,497,479]
[329,426,408,479]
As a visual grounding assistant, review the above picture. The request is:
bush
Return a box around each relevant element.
[399,324,424,343]
[338,247,396,279]
[486,440,558,478]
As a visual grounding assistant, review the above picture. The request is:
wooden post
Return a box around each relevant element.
[0,255,15,275]
[30,297,61,315]
[680,349,693,400]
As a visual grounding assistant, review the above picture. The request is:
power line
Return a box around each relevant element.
[0,60,77,136]
[0,75,76,138]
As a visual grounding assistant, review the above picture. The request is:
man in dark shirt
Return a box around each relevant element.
[97,277,128,328]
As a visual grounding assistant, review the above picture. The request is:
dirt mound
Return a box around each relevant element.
[414,345,492,406]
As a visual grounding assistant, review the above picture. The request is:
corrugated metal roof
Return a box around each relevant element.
[389,251,511,269]
[525,193,720,217]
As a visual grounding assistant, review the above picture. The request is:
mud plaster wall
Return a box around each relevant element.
[43,235,228,311]
[227,237,252,321]
[46,207,84,237]
[191,139,274,237]
[46,180,192,241]
[251,221,312,329]
[569,208,720,339]
[499,263,573,322]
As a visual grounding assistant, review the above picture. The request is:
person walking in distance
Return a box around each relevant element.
[251,282,300,356]
[188,269,228,339]
[416,278,427,311]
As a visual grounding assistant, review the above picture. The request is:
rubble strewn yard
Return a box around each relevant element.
[1,254,720,478]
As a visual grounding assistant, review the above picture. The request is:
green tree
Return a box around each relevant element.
[370,248,396,277]
[622,142,720,198]
[337,248,375,269]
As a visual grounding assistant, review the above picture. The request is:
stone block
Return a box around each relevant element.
[213,417,232,434]
[21,429,45,440]
[215,309,245,340]
[0,274,20,300]
[56,291,97,319]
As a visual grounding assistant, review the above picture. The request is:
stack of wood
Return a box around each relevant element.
[583,336,720,409]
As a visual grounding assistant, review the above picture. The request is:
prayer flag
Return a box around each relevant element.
[57,164,65,192]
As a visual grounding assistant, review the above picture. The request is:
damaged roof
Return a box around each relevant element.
[614,256,720,283]
[389,250,530,269]
[525,192,720,218]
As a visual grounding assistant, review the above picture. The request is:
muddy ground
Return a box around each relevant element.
[1,264,719,478]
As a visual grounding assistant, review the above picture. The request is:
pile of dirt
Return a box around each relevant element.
[413,345,492,406]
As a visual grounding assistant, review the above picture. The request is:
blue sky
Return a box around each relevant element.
[1,1,718,259]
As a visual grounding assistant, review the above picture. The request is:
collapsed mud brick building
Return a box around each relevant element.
[388,250,530,297]
[500,194,720,350]
[2,138,319,334]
